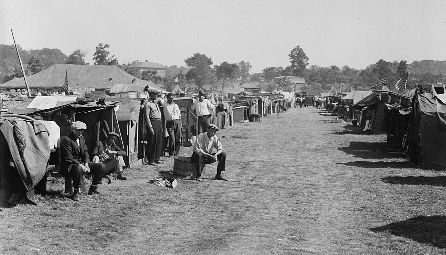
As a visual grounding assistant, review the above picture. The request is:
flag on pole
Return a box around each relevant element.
[394,77,407,92]
[278,76,287,86]
[378,77,387,86]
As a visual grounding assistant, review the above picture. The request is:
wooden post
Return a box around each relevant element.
[11,29,31,98]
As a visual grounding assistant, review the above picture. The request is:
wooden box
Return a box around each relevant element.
[173,156,195,177]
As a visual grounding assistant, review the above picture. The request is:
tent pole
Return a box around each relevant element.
[11,29,31,98]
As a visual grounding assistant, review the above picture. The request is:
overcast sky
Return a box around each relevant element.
[1,0,446,73]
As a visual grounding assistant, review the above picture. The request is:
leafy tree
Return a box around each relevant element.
[372,59,394,85]
[215,62,239,81]
[282,66,294,76]
[142,70,162,84]
[119,64,140,78]
[65,49,86,65]
[93,43,118,65]
[238,61,252,81]
[289,45,309,76]
[262,67,283,82]
[29,48,67,68]
[184,53,215,88]
[27,56,43,74]
[250,73,264,82]
[396,60,408,79]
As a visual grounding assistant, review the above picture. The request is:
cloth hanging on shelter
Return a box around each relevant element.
[0,116,50,191]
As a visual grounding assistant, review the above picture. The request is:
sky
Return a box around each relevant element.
[1,0,446,73]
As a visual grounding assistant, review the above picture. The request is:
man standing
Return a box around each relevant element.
[191,90,215,134]
[60,121,109,201]
[164,93,182,156]
[144,89,163,165]
[190,124,227,181]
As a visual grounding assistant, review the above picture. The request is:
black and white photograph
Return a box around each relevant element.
[1,0,446,254]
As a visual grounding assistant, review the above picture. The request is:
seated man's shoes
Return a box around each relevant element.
[68,192,80,201]
[117,173,127,180]
[155,160,164,165]
[214,175,227,181]
[88,185,100,195]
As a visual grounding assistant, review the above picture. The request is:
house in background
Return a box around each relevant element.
[131,60,166,78]
[242,82,261,94]
[274,76,306,92]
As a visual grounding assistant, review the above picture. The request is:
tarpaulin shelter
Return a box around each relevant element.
[354,90,408,134]
[406,88,446,168]
[28,100,123,170]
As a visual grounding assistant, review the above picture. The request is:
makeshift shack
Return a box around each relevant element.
[405,88,446,168]
[116,99,141,166]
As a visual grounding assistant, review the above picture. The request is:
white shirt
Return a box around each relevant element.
[165,102,181,120]
[192,98,214,116]
[193,132,223,154]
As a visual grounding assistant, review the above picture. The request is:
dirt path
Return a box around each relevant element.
[1,107,446,254]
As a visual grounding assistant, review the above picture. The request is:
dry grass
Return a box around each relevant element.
[1,107,446,254]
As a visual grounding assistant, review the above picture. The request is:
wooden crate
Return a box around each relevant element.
[173,156,195,177]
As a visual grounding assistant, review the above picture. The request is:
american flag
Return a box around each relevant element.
[394,77,407,92]
[278,76,287,86]
[378,77,387,86]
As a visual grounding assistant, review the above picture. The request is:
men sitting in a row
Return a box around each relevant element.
[60,121,127,201]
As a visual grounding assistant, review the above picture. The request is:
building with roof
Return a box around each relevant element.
[274,76,306,92]
[0,64,164,93]
[242,82,261,93]
[131,60,166,78]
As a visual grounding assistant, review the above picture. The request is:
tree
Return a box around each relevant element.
[29,48,67,68]
[289,45,309,76]
[93,43,118,65]
[372,59,394,84]
[262,67,283,82]
[184,53,215,88]
[65,49,86,65]
[396,60,408,79]
[27,56,43,74]
[238,61,251,81]
[215,62,239,81]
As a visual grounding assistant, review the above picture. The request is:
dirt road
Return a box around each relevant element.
[1,107,446,254]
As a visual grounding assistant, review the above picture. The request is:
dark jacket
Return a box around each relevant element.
[92,140,126,162]
[60,132,89,176]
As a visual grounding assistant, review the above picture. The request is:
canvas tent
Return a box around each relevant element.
[405,91,446,168]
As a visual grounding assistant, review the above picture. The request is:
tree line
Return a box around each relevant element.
[1,43,446,92]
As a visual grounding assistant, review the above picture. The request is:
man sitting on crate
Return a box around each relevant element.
[190,124,227,181]
[91,132,127,180]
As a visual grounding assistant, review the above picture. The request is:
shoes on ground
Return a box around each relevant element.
[214,175,228,181]
[68,192,80,201]
[155,161,164,165]
[117,174,127,180]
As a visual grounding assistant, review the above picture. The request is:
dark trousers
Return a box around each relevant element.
[166,119,182,156]
[65,162,114,192]
[146,119,163,163]
[191,151,226,178]
[197,114,211,134]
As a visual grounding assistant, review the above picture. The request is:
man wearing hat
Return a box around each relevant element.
[191,90,215,134]
[60,121,108,201]
[92,132,127,180]
[164,93,182,156]
[190,123,227,181]
[143,88,164,165]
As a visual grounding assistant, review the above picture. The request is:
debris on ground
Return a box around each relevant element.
[148,177,178,188]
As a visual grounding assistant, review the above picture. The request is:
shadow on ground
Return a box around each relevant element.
[382,176,446,187]
[332,124,365,135]
[338,141,404,159]
[371,215,446,249]
[337,161,416,169]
